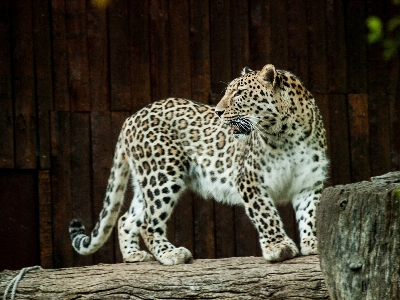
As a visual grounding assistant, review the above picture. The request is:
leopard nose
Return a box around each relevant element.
[215,110,224,117]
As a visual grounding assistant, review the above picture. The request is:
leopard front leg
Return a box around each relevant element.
[242,190,299,262]
[139,184,192,265]
[292,187,322,256]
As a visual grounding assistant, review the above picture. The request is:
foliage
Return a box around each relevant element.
[367,0,400,60]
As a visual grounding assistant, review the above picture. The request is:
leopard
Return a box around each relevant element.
[69,63,329,265]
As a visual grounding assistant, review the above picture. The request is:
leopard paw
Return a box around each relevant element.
[123,250,155,263]
[262,237,299,262]
[157,247,193,266]
[300,237,318,255]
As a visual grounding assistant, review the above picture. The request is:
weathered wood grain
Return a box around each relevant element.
[317,173,400,299]
[0,256,329,299]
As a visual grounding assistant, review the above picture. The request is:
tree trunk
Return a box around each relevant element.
[0,256,329,299]
[317,172,400,300]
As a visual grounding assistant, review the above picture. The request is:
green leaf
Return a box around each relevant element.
[388,16,400,31]
[383,38,400,60]
[367,16,383,43]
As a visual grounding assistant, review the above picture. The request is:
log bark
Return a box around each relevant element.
[0,256,329,299]
[317,171,400,300]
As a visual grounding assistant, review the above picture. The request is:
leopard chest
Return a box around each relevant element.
[239,141,327,205]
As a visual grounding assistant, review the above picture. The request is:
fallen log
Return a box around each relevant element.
[317,172,400,299]
[0,256,329,299]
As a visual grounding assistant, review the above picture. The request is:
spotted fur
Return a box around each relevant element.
[69,64,329,265]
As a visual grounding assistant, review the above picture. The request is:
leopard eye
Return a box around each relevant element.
[234,90,243,97]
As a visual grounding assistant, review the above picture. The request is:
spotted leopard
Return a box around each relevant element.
[69,64,329,265]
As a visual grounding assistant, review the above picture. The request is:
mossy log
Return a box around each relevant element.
[0,256,329,299]
[317,172,400,300]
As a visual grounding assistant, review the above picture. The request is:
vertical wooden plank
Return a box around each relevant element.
[87,1,110,111]
[306,0,328,93]
[190,0,211,103]
[129,0,151,111]
[169,0,191,99]
[328,94,352,185]
[38,170,54,269]
[210,0,234,258]
[52,0,70,111]
[0,0,14,168]
[33,0,53,169]
[168,0,197,257]
[269,0,288,70]
[111,111,131,263]
[287,0,308,85]
[249,0,271,70]
[189,0,216,258]
[230,0,250,74]
[149,0,170,101]
[348,94,371,182]
[108,0,132,111]
[65,0,90,111]
[210,0,231,100]
[91,111,115,264]
[12,0,37,169]
[345,0,367,93]
[366,1,392,176]
[70,113,93,266]
[50,111,73,268]
[326,0,347,93]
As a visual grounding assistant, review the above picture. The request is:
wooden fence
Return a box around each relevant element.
[0,0,399,270]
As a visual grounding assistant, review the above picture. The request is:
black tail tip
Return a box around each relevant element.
[69,219,85,239]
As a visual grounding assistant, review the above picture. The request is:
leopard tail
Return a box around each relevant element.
[69,132,129,255]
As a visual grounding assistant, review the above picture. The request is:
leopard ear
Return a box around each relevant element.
[241,66,253,75]
[258,64,277,87]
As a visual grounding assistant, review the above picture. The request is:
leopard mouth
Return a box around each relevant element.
[229,119,252,135]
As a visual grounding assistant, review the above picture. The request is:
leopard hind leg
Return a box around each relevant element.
[118,179,154,262]
[139,176,192,265]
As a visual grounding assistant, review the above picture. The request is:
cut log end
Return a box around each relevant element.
[317,172,400,299]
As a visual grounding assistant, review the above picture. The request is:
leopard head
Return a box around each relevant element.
[215,64,284,139]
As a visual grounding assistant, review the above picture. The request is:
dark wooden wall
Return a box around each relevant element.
[1,0,399,270]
